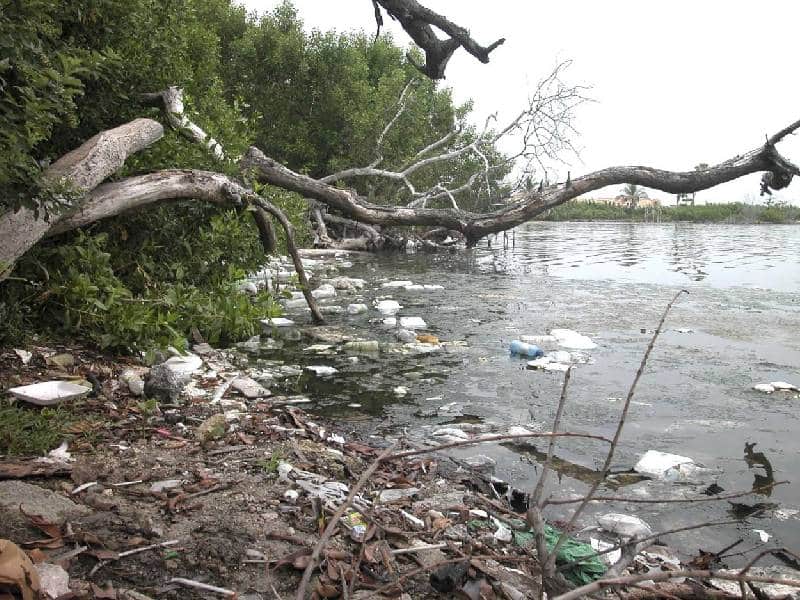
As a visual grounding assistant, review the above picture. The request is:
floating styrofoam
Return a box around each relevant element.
[8,381,91,406]
[634,450,695,479]
[381,280,413,288]
[305,365,338,377]
[598,513,653,539]
[382,316,427,330]
[261,317,295,328]
[375,300,401,315]
[550,329,597,350]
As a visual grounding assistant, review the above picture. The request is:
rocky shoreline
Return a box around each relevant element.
[2,249,800,599]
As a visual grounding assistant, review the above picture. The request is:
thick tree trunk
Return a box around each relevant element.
[242,121,800,245]
[44,169,325,324]
[0,118,164,280]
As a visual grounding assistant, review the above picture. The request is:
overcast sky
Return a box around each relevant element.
[244,0,800,205]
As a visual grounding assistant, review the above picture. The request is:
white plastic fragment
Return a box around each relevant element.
[383,316,427,329]
[150,479,185,493]
[634,450,696,479]
[754,383,776,393]
[547,350,572,363]
[375,299,402,315]
[382,280,413,288]
[347,303,368,315]
[521,335,557,345]
[284,489,300,503]
[311,284,336,299]
[590,538,622,565]
[770,381,798,391]
[305,365,338,377]
[48,441,73,462]
[753,529,772,543]
[493,521,513,543]
[393,386,408,397]
[401,509,425,530]
[8,381,91,406]
[14,349,33,364]
[549,328,597,350]
[261,317,295,328]
[163,353,203,375]
[597,513,653,539]
[379,488,420,503]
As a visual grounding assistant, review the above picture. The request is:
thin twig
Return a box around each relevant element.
[169,578,237,597]
[545,289,688,573]
[295,443,397,600]
[529,367,572,597]
[555,520,738,573]
[553,568,800,600]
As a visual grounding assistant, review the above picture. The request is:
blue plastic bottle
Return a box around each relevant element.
[509,340,544,358]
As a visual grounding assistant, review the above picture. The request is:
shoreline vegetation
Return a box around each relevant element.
[537,201,800,224]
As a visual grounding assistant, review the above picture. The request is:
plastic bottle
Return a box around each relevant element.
[509,340,544,358]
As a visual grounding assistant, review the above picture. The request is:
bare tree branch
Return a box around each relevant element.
[374,0,505,79]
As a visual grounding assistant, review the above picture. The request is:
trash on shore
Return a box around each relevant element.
[7,381,92,406]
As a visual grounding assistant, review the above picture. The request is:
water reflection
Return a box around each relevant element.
[504,222,800,290]
[744,442,775,497]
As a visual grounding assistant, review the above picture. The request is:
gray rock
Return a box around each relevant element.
[378,488,420,503]
[232,376,271,399]
[462,455,497,472]
[120,369,145,396]
[238,281,258,295]
[37,563,70,599]
[196,414,228,443]
[144,363,191,402]
[0,481,91,540]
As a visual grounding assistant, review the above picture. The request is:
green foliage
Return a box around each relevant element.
[0,0,505,351]
[540,201,800,224]
[0,0,115,214]
[0,403,72,455]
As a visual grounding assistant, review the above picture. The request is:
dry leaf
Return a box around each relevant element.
[0,539,41,600]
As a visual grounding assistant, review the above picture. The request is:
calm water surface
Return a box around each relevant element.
[274,222,800,562]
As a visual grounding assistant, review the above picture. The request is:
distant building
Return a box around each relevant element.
[573,196,661,208]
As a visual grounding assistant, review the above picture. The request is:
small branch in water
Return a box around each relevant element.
[545,289,688,574]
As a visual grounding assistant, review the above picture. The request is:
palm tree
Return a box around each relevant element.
[620,183,648,209]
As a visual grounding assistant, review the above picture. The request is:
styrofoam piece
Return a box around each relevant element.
[8,381,91,406]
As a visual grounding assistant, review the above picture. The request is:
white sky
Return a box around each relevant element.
[244,0,800,205]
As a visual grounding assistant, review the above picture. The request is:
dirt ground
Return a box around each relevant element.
[0,344,548,600]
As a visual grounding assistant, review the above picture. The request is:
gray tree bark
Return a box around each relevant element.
[0,118,164,280]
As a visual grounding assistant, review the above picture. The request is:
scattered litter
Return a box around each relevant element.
[149,479,185,493]
[13,349,33,365]
[770,381,798,391]
[381,280,413,288]
[393,386,408,397]
[375,299,402,315]
[754,384,776,393]
[462,455,496,471]
[634,450,697,480]
[753,529,771,543]
[343,340,380,354]
[163,353,203,375]
[590,537,622,565]
[7,381,91,406]
[346,303,368,315]
[379,488,420,503]
[383,316,428,329]
[261,317,295,328]
[509,340,544,358]
[305,365,338,377]
[674,328,694,334]
[432,428,469,440]
[232,376,271,399]
[597,513,653,539]
[401,509,425,530]
[395,328,417,343]
[549,328,598,350]
[520,335,556,345]
[311,284,336,299]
